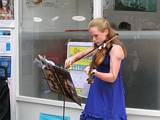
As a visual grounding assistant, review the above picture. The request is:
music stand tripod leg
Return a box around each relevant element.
[63,96,65,120]
[51,66,66,120]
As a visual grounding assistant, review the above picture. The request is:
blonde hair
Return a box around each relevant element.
[88,18,127,57]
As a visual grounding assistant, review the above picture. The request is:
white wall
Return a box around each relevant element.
[16,96,160,120]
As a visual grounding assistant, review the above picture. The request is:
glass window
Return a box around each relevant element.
[103,0,160,31]
[19,0,92,102]
[103,0,160,110]
[120,32,160,110]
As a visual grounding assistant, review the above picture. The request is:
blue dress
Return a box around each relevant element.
[80,52,127,120]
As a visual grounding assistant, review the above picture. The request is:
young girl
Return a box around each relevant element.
[65,18,127,120]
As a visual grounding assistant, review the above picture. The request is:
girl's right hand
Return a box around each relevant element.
[65,56,75,69]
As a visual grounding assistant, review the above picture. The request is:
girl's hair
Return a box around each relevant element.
[88,18,127,57]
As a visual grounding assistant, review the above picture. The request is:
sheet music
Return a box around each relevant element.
[33,54,81,106]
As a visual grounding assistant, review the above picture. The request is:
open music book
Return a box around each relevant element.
[33,55,81,106]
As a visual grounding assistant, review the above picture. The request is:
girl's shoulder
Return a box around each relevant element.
[112,44,123,50]
[110,44,124,59]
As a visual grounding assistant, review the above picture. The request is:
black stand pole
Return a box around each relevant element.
[51,66,66,120]
[63,96,65,120]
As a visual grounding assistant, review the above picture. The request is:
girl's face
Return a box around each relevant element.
[2,0,8,7]
[89,27,108,45]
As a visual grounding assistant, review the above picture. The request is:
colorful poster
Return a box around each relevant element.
[67,42,92,98]
[0,0,14,20]
[68,42,93,71]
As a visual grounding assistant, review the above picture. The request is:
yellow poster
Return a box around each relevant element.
[67,42,92,98]
[68,45,92,71]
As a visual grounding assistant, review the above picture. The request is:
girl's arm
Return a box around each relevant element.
[65,47,94,68]
[92,45,124,83]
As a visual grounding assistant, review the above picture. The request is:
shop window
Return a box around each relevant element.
[103,0,160,110]
[103,0,159,31]
[19,0,92,103]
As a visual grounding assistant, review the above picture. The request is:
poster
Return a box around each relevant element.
[68,45,92,71]
[0,56,11,77]
[67,42,93,98]
[0,0,14,20]
[0,30,12,53]
[115,0,157,12]
[40,113,70,120]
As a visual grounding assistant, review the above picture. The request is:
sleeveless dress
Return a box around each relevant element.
[80,51,127,120]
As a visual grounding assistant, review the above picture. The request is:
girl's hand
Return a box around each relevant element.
[84,66,97,75]
[84,66,90,74]
[65,56,75,69]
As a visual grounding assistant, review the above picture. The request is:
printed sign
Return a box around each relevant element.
[0,56,11,77]
[68,43,92,71]
[67,42,92,98]
[40,113,70,120]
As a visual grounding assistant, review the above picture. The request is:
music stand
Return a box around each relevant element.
[34,55,81,120]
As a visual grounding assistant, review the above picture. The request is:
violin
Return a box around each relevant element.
[95,35,118,65]
[87,35,118,84]
[65,34,118,84]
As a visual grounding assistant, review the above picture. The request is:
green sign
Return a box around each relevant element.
[115,0,157,12]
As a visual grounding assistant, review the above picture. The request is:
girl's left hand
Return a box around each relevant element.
[84,66,90,74]
[84,66,97,75]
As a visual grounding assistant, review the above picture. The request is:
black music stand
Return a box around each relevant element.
[34,55,81,120]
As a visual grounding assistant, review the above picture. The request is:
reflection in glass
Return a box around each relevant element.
[19,0,92,102]
[103,0,160,31]
[120,35,160,110]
